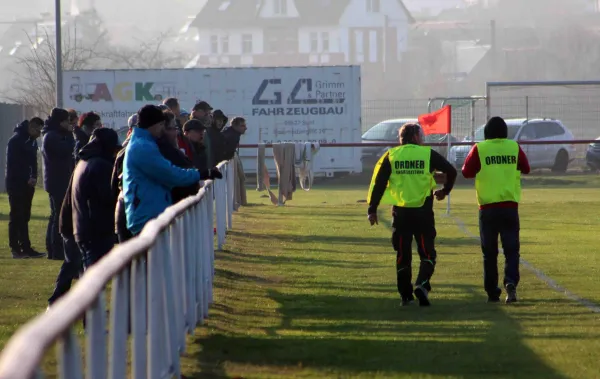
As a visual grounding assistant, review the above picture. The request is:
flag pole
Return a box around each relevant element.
[446,105,452,215]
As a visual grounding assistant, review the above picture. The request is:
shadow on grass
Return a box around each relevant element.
[0,213,47,222]
[188,283,568,379]
[228,230,526,250]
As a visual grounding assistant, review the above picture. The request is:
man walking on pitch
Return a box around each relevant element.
[368,124,457,306]
[461,116,530,304]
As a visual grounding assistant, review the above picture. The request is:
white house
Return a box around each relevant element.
[187,0,414,69]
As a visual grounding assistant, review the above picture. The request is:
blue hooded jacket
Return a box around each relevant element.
[5,121,38,190]
[123,127,201,235]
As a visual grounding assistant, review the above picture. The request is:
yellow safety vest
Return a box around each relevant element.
[368,145,433,208]
[475,139,521,206]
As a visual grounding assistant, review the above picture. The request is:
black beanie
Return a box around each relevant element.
[484,116,508,140]
[137,105,165,129]
[49,108,69,124]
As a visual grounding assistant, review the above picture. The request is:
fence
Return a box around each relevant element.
[361,92,600,141]
[0,160,236,379]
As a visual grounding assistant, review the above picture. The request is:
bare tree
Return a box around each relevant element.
[2,23,191,115]
[101,31,192,70]
[1,26,106,115]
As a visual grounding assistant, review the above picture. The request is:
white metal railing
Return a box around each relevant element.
[0,160,236,379]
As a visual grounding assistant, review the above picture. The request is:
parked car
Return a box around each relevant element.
[585,137,600,171]
[361,118,457,165]
[448,118,575,172]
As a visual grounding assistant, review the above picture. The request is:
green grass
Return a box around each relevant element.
[181,178,600,379]
[1,178,600,378]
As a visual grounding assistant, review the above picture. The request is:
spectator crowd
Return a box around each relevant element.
[4,98,247,309]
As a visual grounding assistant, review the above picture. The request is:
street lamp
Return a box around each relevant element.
[55,0,63,108]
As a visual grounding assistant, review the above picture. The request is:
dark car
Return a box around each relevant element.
[585,137,600,171]
[361,118,457,166]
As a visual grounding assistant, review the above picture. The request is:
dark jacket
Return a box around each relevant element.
[189,141,208,172]
[204,126,226,166]
[41,119,75,195]
[221,126,242,161]
[59,174,75,238]
[5,121,38,191]
[156,136,201,203]
[111,138,130,239]
[73,126,91,162]
[71,131,118,242]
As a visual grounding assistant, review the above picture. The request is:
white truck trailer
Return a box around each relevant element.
[62,65,363,176]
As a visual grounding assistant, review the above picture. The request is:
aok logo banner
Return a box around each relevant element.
[69,81,176,103]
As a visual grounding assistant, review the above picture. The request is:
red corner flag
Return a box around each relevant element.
[418,105,451,135]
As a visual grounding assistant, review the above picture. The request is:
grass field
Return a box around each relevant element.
[1,176,600,378]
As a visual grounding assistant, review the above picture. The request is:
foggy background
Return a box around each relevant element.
[1,0,600,137]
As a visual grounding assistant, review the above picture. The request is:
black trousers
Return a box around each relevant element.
[46,192,66,260]
[8,186,35,252]
[48,236,83,305]
[391,201,437,300]
[78,236,115,270]
[479,207,520,296]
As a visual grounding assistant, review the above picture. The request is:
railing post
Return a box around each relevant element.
[194,203,205,325]
[147,244,163,379]
[58,329,83,379]
[131,256,147,379]
[227,161,235,230]
[85,294,107,379]
[207,184,216,303]
[169,220,186,350]
[215,176,226,250]
[201,198,211,319]
[108,269,129,379]
[184,211,198,329]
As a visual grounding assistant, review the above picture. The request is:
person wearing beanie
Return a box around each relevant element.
[41,107,75,260]
[47,128,122,308]
[73,112,102,162]
[122,105,223,236]
[462,116,531,304]
[212,109,228,131]
[367,123,457,307]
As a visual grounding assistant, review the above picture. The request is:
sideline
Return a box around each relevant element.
[445,214,600,313]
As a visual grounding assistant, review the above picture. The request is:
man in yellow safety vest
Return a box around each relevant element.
[461,116,530,304]
[368,123,457,307]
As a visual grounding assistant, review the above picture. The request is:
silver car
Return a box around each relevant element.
[449,118,575,173]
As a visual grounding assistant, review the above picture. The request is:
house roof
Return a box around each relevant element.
[191,0,414,29]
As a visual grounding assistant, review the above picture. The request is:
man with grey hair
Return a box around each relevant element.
[367,123,457,307]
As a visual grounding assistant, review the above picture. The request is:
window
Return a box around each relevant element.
[220,35,229,53]
[310,32,318,52]
[519,124,537,140]
[321,32,330,52]
[242,34,253,54]
[362,122,411,141]
[471,123,522,141]
[534,122,565,139]
[274,0,287,15]
[366,0,380,12]
[210,35,218,54]
[267,35,279,53]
